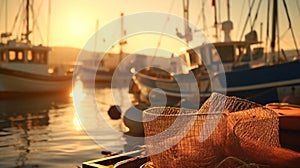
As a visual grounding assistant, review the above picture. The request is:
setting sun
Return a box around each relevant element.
[69,17,87,35]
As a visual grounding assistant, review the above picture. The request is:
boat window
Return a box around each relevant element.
[212,48,221,62]
[2,52,7,62]
[17,51,24,61]
[41,51,47,64]
[34,51,41,63]
[0,52,4,62]
[235,46,248,62]
[199,46,212,65]
[252,47,264,60]
[8,50,16,62]
[215,45,234,62]
[31,51,47,64]
[188,50,201,66]
[241,49,250,62]
[27,50,33,62]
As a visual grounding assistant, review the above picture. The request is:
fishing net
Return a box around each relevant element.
[143,93,279,168]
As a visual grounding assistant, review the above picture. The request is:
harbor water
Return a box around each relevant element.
[0,81,130,168]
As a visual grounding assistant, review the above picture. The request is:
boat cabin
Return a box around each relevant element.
[0,45,48,64]
[185,41,264,73]
[0,40,51,75]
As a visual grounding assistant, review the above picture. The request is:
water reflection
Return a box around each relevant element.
[0,80,141,167]
[0,94,72,167]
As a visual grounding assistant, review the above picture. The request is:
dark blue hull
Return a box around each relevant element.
[215,60,300,104]
[225,87,279,104]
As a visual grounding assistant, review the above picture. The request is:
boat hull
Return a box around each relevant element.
[0,67,72,94]
[78,66,113,83]
[135,60,300,106]
[134,72,209,106]
[215,60,300,104]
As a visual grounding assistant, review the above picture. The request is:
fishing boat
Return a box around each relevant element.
[0,0,72,95]
[78,13,129,83]
[78,52,132,84]
[134,0,300,106]
[78,58,114,83]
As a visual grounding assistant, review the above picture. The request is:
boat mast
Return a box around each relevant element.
[25,0,31,43]
[282,0,300,59]
[227,0,230,21]
[270,0,278,63]
[221,0,233,42]
[176,0,192,44]
[119,13,127,62]
[212,0,219,41]
[47,0,51,46]
[5,0,8,33]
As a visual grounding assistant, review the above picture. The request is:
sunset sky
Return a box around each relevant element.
[1,0,300,55]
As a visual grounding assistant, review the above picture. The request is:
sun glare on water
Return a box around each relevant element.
[71,80,86,131]
[70,80,86,100]
[73,114,83,131]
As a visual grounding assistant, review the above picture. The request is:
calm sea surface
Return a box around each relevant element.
[0,81,133,168]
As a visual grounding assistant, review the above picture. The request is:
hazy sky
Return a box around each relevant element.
[1,0,300,55]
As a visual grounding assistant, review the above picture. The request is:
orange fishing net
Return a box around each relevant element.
[143,93,280,167]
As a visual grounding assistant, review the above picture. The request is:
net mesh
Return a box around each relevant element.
[143,93,279,168]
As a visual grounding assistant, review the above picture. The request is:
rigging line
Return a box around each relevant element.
[236,0,246,40]
[250,0,262,30]
[279,28,289,40]
[31,0,42,30]
[248,0,253,30]
[297,0,300,16]
[10,1,24,35]
[151,0,176,60]
[195,14,200,28]
[201,0,207,32]
[18,2,27,39]
[239,0,256,41]
[34,21,44,44]
[283,0,300,58]
[194,0,201,27]
[218,0,221,26]
[31,0,45,43]
[264,0,270,62]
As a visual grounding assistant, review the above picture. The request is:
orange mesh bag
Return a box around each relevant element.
[143,93,280,168]
[208,93,280,167]
[143,107,227,167]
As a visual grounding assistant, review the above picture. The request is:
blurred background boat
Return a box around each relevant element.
[77,13,133,83]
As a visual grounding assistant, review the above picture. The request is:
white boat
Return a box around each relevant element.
[0,0,72,95]
[78,61,114,83]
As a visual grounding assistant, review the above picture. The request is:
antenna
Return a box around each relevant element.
[176,0,192,44]
[119,13,127,60]
[94,19,99,54]
[212,0,219,41]
[5,0,8,33]
[47,0,51,46]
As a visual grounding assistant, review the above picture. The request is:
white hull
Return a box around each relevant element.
[0,71,72,93]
